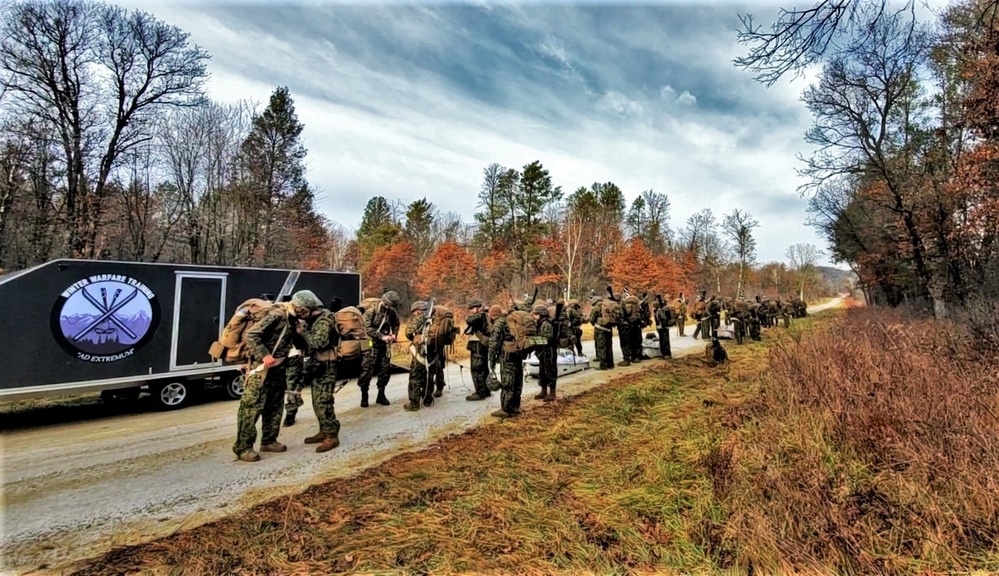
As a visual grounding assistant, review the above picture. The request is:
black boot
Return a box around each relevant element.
[376,388,390,406]
[283,412,295,426]
[360,388,369,408]
[534,385,548,400]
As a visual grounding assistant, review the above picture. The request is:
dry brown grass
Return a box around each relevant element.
[717,305,999,574]
[70,315,792,576]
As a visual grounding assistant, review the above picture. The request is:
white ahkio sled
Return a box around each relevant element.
[641,332,664,358]
[524,349,590,378]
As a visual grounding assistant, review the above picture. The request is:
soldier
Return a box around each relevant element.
[358,291,401,407]
[588,295,614,370]
[463,299,492,401]
[707,295,722,337]
[614,292,634,367]
[488,304,524,418]
[653,296,673,358]
[749,296,763,341]
[299,301,341,453]
[233,290,319,462]
[403,300,430,411]
[565,299,584,355]
[630,294,651,362]
[781,299,794,328]
[533,304,557,402]
[672,293,687,337]
[691,292,707,340]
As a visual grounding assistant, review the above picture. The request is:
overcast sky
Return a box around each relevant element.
[121,0,848,267]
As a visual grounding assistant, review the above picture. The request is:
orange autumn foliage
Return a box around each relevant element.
[362,241,418,299]
[416,241,479,303]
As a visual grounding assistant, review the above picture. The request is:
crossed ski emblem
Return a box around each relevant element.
[71,286,140,342]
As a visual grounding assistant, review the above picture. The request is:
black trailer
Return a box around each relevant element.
[0,259,361,409]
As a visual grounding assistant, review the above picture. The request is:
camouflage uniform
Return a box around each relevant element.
[488,312,523,417]
[301,308,341,450]
[358,293,400,407]
[654,302,673,358]
[672,295,687,337]
[282,353,305,425]
[708,296,721,336]
[404,303,431,410]
[533,305,557,402]
[463,300,493,401]
[749,300,763,341]
[691,294,708,340]
[233,305,295,459]
[588,298,614,370]
[628,298,649,362]
[566,301,584,355]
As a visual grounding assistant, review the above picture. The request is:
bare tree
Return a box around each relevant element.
[547,203,584,299]
[325,220,353,271]
[786,242,823,299]
[722,209,760,299]
[1,0,209,258]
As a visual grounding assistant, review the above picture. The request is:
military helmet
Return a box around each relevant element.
[589,296,602,306]
[382,291,400,308]
[488,304,503,319]
[532,304,549,316]
[291,290,322,310]
[467,298,484,309]
[410,300,428,312]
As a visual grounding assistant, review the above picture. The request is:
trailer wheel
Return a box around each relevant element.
[152,381,192,410]
[226,374,245,400]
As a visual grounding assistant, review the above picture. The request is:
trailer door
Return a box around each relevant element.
[170,271,227,371]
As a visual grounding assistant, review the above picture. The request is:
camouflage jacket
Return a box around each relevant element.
[655,305,672,329]
[245,307,295,361]
[566,306,583,328]
[537,317,556,348]
[488,315,510,365]
[304,308,338,356]
[363,302,400,341]
[464,311,491,350]
[588,304,608,331]
[405,314,427,344]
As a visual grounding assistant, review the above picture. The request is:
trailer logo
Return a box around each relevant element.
[50,275,160,363]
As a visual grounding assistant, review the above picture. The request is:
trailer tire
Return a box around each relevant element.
[100,387,141,403]
[151,381,192,410]
[226,374,245,400]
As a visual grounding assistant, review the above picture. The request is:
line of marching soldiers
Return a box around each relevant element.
[223,287,805,462]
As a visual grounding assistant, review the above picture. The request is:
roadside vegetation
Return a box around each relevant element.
[67,304,999,575]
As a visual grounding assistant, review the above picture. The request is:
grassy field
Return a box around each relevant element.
[49,302,999,574]
[69,312,821,576]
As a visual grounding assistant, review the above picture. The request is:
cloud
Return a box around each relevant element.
[116,0,837,266]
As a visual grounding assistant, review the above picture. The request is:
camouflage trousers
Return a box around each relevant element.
[656,329,672,357]
[594,327,614,369]
[536,346,557,390]
[284,356,305,418]
[430,348,446,393]
[500,352,524,414]
[309,360,341,437]
[233,364,287,456]
[358,342,391,392]
[617,324,633,362]
[749,318,761,340]
[676,316,686,336]
[694,318,712,340]
[470,345,490,397]
[573,328,583,355]
[408,355,430,405]
[628,323,645,360]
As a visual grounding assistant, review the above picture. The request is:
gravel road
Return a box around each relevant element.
[0,299,840,575]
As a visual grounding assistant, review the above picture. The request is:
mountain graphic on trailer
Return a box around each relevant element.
[59,311,152,354]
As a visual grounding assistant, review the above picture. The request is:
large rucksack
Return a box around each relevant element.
[597,299,622,327]
[209,298,288,364]
[622,295,642,323]
[504,310,544,353]
[427,305,456,347]
[358,297,381,314]
[691,300,706,319]
[333,306,370,360]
